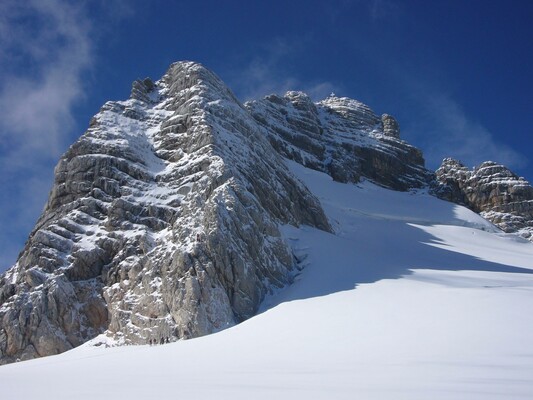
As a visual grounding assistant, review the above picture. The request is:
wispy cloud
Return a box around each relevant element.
[403,86,527,171]
[0,0,129,270]
[0,0,93,169]
[347,3,529,173]
[228,38,339,102]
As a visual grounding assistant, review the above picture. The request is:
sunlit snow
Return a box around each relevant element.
[1,161,533,399]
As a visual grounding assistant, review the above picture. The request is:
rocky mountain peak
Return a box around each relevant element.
[283,91,317,112]
[160,61,241,106]
[318,95,381,129]
[435,158,533,239]
[439,157,467,169]
[0,60,330,364]
[246,91,431,189]
[1,60,531,366]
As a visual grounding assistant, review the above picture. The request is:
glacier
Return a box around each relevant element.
[1,159,533,399]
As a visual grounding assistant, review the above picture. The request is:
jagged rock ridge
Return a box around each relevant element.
[246,92,431,190]
[435,158,533,239]
[0,62,332,364]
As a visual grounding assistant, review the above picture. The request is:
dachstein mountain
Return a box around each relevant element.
[0,61,532,365]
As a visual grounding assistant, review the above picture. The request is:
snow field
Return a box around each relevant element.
[2,161,533,399]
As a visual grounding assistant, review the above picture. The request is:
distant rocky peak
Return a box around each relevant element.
[437,158,530,187]
[439,157,467,169]
[160,61,241,106]
[473,161,525,182]
[318,95,381,129]
[435,157,469,179]
[246,90,431,190]
[283,91,317,113]
[435,158,533,240]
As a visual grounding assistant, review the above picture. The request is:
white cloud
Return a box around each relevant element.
[368,46,529,172]
[227,39,340,102]
[404,89,527,171]
[0,0,92,169]
[0,0,98,270]
[235,56,300,101]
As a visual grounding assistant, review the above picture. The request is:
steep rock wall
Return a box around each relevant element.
[435,158,533,239]
[246,92,432,190]
[0,62,330,364]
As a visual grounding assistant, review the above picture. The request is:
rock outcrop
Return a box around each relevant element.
[381,114,400,139]
[246,92,432,190]
[0,62,331,364]
[435,158,533,239]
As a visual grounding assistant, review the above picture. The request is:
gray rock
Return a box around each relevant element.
[381,114,400,138]
[0,61,330,364]
[246,92,432,190]
[131,78,156,103]
[434,158,533,239]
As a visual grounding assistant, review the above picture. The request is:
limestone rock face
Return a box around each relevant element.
[381,114,400,138]
[435,158,533,239]
[7,61,523,366]
[0,61,330,364]
[246,92,432,190]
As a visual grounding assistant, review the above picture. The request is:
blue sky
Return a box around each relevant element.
[0,0,531,271]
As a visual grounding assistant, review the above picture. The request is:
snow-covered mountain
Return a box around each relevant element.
[0,62,331,363]
[1,60,533,383]
[1,159,533,399]
[435,158,533,239]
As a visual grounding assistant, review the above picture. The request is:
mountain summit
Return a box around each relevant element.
[1,61,532,364]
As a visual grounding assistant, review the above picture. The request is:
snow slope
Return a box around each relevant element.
[1,161,533,399]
